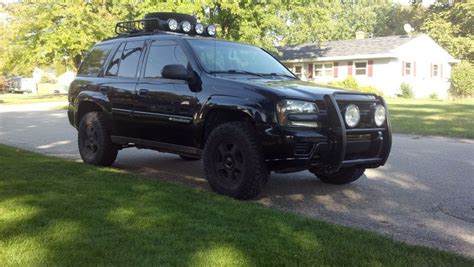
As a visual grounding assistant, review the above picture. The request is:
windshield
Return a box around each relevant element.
[187,39,295,78]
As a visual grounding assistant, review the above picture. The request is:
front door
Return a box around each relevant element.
[134,39,198,147]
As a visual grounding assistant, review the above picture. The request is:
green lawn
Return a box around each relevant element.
[0,145,472,266]
[0,93,67,105]
[386,98,474,139]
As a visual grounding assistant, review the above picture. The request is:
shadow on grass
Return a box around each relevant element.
[0,146,472,266]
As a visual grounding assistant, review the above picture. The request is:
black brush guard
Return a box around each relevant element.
[321,92,392,172]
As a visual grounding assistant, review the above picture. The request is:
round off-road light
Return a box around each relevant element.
[206,24,216,36]
[167,19,178,31]
[345,104,360,128]
[181,20,192,33]
[374,104,386,127]
[195,23,204,34]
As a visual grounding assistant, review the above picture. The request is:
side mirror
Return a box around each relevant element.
[162,64,194,81]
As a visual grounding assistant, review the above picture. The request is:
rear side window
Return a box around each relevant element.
[104,41,144,78]
[144,41,189,79]
[120,41,145,78]
[77,44,114,77]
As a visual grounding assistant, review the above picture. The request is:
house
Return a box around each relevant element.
[276,34,458,98]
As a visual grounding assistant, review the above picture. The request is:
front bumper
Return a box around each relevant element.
[260,92,392,173]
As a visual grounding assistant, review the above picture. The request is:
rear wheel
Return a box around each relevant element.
[309,167,365,185]
[203,122,269,200]
[78,112,118,166]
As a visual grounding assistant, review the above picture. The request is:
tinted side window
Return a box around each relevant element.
[77,44,114,77]
[117,41,144,78]
[144,42,189,78]
[105,43,125,77]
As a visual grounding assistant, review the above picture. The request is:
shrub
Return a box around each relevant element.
[359,86,384,96]
[429,92,438,99]
[400,82,414,99]
[329,77,384,96]
[450,61,473,98]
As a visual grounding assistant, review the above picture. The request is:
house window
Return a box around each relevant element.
[404,62,412,76]
[314,63,333,77]
[354,61,367,75]
[432,64,439,78]
[294,65,303,78]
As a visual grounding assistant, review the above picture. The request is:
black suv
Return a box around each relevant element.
[68,13,392,199]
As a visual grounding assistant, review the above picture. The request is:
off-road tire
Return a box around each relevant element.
[309,167,365,185]
[203,122,269,200]
[78,112,118,166]
[179,155,200,161]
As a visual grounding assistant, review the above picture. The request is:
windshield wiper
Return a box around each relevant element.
[210,69,264,77]
[262,73,297,79]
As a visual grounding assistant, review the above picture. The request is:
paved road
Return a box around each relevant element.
[1,105,473,258]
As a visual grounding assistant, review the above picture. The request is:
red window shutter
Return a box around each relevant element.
[308,63,313,79]
[413,62,416,77]
[333,62,339,78]
[368,60,373,77]
[401,61,405,76]
[348,61,353,76]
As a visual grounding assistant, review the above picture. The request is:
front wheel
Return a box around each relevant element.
[203,122,269,200]
[78,112,118,166]
[309,167,365,185]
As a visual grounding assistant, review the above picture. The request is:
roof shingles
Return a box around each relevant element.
[276,35,418,61]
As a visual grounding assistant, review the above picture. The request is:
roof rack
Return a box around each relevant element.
[114,13,216,38]
[115,18,160,35]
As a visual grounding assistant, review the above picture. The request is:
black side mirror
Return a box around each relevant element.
[162,64,194,81]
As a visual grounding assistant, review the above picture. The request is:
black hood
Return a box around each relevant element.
[240,78,347,100]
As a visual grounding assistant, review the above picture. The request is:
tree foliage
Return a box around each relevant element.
[450,61,474,98]
[0,1,472,77]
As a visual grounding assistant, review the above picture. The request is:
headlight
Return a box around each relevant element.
[181,21,192,33]
[276,100,319,127]
[195,23,204,34]
[207,24,216,36]
[344,104,360,128]
[167,19,178,31]
[374,104,386,127]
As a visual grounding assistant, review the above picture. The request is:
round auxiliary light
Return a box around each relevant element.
[181,20,192,33]
[195,23,204,35]
[374,104,386,127]
[206,24,216,36]
[345,104,360,128]
[167,18,178,31]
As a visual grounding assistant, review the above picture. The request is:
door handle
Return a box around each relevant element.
[138,89,149,96]
[99,86,109,93]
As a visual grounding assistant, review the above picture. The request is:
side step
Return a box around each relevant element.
[111,136,201,158]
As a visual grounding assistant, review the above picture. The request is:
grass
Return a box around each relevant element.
[386,98,474,139]
[0,93,67,105]
[0,145,472,266]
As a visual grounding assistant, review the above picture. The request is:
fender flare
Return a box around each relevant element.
[195,95,269,146]
[73,91,111,127]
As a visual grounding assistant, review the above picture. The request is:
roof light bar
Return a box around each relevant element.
[206,24,216,36]
[115,14,216,37]
[180,20,192,33]
[167,19,178,31]
[195,23,204,35]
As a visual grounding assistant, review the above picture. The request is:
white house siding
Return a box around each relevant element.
[284,35,456,99]
[393,35,453,99]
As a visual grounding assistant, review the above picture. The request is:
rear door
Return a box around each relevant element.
[101,40,145,138]
[134,39,198,146]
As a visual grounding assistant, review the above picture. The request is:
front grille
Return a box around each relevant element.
[294,142,313,156]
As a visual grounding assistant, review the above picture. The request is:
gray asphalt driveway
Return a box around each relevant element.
[1,105,473,257]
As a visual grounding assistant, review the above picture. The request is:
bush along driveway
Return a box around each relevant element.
[0,145,472,266]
